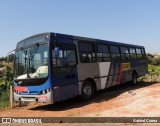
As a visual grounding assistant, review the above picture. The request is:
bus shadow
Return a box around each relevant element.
[29,81,156,111]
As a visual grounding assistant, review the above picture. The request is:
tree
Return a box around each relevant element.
[0,57,7,62]
[8,54,15,62]
[5,64,14,81]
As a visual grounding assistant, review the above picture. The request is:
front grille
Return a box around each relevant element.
[20,91,39,95]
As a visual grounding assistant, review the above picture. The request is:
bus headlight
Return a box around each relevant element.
[42,90,46,94]
[14,90,20,94]
[40,88,52,95]
[47,89,50,93]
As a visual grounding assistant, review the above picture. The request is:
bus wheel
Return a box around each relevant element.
[81,80,95,100]
[132,72,138,84]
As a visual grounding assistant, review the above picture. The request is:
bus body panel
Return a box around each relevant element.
[77,59,147,93]
[77,62,112,91]
[52,67,79,101]
[77,62,101,93]
[99,62,111,89]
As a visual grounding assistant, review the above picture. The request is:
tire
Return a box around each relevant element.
[80,80,96,101]
[132,72,138,84]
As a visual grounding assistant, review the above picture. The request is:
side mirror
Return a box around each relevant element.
[55,47,59,58]
[7,50,15,63]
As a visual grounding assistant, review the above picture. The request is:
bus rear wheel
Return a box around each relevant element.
[132,72,138,84]
[80,80,95,100]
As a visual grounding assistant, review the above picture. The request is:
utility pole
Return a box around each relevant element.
[10,82,14,109]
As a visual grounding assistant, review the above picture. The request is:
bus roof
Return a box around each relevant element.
[17,32,145,49]
[51,32,145,48]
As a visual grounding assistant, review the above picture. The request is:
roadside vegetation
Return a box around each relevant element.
[139,54,160,82]
[0,56,14,109]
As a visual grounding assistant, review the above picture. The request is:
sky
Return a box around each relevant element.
[0,0,160,57]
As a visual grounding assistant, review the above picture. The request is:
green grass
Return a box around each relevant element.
[0,89,9,109]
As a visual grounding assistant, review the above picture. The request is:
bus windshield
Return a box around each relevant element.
[15,44,48,79]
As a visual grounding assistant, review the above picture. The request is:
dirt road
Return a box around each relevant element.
[0,82,160,117]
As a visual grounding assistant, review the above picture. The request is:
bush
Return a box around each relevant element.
[0,89,9,109]
[141,64,160,82]
[0,64,4,68]
[0,84,7,91]
[146,54,160,65]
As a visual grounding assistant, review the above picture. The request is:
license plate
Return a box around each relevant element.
[39,96,47,101]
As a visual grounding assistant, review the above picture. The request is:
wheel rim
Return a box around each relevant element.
[83,85,92,96]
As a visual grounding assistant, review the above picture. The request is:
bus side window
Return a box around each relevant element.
[52,43,77,67]
[110,45,121,60]
[78,42,96,63]
[129,48,136,59]
[136,48,143,59]
[141,48,146,59]
[120,47,130,61]
[97,44,110,62]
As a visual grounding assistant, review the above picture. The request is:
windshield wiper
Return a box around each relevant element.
[26,43,39,78]
[29,43,39,60]
[17,43,40,79]
[24,50,30,78]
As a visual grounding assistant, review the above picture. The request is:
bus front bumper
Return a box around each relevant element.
[14,91,53,103]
